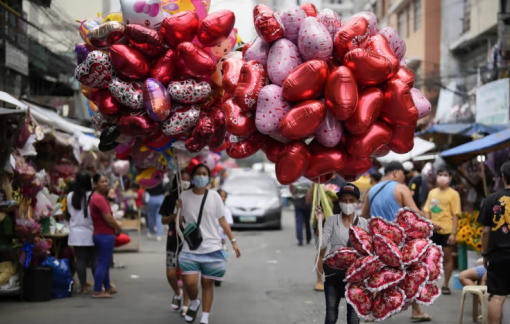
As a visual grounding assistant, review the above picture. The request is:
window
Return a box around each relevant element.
[414,0,421,31]
[406,5,410,37]
[397,11,404,36]
[462,0,471,33]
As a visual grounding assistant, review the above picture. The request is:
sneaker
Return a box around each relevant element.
[171,290,183,311]
[147,232,153,239]
[156,236,162,242]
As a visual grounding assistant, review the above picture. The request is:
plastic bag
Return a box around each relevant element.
[40,257,73,299]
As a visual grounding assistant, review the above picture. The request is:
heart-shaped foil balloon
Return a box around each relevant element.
[208,106,227,148]
[378,27,406,61]
[387,124,415,154]
[261,137,284,163]
[368,216,406,245]
[176,42,216,78]
[279,100,327,140]
[337,155,372,182]
[108,78,143,110]
[75,51,115,88]
[91,110,116,131]
[372,144,391,158]
[234,60,268,111]
[345,255,379,283]
[333,16,369,59]
[301,3,318,17]
[254,11,285,45]
[346,122,392,158]
[345,282,373,320]
[223,98,257,137]
[143,78,172,122]
[92,89,124,116]
[117,112,159,136]
[373,234,403,268]
[317,8,342,37]
[124,24,165,57]
[243,37,270,67]
[225,132,265,159]
[349,224,373,256]
[416,282,441,306]
[196,10,236,47]
[314,110,343,148]
[88,21,125,49]
[423,243,444,282]
[161,105,200,136]
[222,56,244,95]
[255,85,291,135]
[280,6,307,44]
[185,115,215,152]
[399,262,429,301]
[343,48,394,86]
[160,11,199,48]
[109,44,150,80]
[267,38,303,86]
[395,207,434,241]
[323,247,360,270]
[168,79,212,104]
[298,17,333,62]
[393,66,415,89]
[401,239,432,267]
[372,287,406,321]
[411,88,432,119]
[366,267,406,293]
[282,59,329,102]
[304,140,346,179]
[344,87,383,135]
[150,49,176,87]
[351,11,378,36]
[276,141,311,185]
[380,78,419,128]
[324,66,358,121]
[132,138,160,168]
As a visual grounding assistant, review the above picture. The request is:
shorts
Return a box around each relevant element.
[179,250,227,281]
[431,232,451,247]
[166,251,179,269]
[475,265,486,279]
[487,261,510,296]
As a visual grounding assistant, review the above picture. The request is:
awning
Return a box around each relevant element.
[441,128,510,165]
[25,100,95,134]
[377,137,436,163]
[0,91,28,110]
[416,123,509,138]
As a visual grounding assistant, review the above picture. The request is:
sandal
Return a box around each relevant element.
[410,314,432,322]
[314,283,324,291]
[441,286,451,295]
[172,290,183,311]
[185,299,201,323]
[181,307,188,317]
[92,293,113,299]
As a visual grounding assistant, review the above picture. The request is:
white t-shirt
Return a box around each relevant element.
[181,190,225,254]
[67,192,94,246]
[217,206,233,241]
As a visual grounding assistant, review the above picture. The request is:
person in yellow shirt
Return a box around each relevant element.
[423,168,461,296]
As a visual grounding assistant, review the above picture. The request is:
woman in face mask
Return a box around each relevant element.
[173,164,241,324]
[161,170,191,316]
[316,183,368,324]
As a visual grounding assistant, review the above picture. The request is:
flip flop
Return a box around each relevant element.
[410,315,432,322]
[314,283,324,291]
[92,293,113,299]
[185,299,201,323]
[441,286,451,295]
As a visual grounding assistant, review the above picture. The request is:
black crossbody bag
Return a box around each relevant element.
[183,190,208,251]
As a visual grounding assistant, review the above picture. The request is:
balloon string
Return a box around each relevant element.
[173,156,184,254]
[313,179,325,276]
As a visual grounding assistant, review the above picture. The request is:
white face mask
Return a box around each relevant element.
[339,203,357,215]
[181,181,191,190]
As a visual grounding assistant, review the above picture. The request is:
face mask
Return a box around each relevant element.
[181,181,191,190]
[193,176,209,189]
[339,203,357,215]
[437,176,450,186]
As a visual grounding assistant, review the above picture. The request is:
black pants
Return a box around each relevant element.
[324,265,360,324]
[295,207,312,243]
[74,246,97,288]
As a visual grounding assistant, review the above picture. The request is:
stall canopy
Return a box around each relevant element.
[377,137,436,163]
[416,123,509,137]
[441,128,510,165]
[0,91,28,110]
[25,101,95,134]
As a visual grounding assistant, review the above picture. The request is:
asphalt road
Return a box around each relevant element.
[1,207,509,324]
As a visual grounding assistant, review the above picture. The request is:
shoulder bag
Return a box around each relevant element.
[183,190,208,251]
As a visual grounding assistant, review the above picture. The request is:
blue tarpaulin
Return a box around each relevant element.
[441,128,510,164]
[416,123,510,137]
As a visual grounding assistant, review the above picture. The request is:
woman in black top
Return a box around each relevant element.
[161,170,191,315]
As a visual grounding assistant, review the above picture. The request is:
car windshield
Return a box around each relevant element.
[222,176,279,196]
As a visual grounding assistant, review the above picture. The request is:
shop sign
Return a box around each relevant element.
[5,41,28,76]
[476,78,510,125]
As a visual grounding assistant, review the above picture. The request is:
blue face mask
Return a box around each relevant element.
[193,175,209,189]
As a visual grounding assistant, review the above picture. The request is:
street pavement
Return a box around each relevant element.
[1,207,509,324]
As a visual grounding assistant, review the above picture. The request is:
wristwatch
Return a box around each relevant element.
[230,238,237,244]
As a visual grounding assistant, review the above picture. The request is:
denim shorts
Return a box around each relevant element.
[475,265,487,279]
[179,250,227,281]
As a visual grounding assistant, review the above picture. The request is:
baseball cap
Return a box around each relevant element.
[403,161,414,173]
[384,161,405,175]
[336,183,361,200]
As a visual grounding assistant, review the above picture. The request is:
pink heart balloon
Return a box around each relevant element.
[255,85,291,135]
[369,216,406,245]
[349,226,373,255]
[298,17,333,61]
[399,262,429,301]
[401,239,432,267]
[345,282,373,319]
[411,88,432,119]
[367,267,406,293]
[372,287,406,321]
[317,8,342,37]
[351,11,378,36]
[243,37,270,68]
[395,207,434,241]
[378,27,406,61]
[280,6,307,44]
[314,110,342,147]
[416,282,441,306]
[345,254,379,283]
[423,243,444,282]
[323,247,360,270]
[267,38,303,86]
[373,234,403,268]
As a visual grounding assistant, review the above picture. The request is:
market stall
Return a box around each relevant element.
[376,137,436,163]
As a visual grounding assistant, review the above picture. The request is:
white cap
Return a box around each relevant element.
[403,161,414,172]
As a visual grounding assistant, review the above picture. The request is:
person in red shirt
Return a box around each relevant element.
[89,174,122,298]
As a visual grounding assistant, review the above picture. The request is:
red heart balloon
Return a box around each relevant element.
[323,247,360,270]
[279,100,326,140]
[144,129,176,152]
[261,137,284,163]
[225,132,264,159]
[416,282,441,306]
[346,121,392,158]
[234,60,267,111]
[160,11,199,48]
[423,243,444,282]
[109,44,149,80]
[222,57,244,95]
[168,79,212,104]
[333,16,369,60]
[186,115,215,152]
[117,112,159,136]
[253,4,273,20]
[282,60,329,102]
[124,24,165,57]
[401,239,432,267]
[380,78,419,127]
[108,78,143,110]
[150,49,176,87]
[372,287,406,321]
[324,66,358,121]
[276,141,311,185]
[222,98,257,137]
[373,234,403,268]
[344,87,383,134]
[337,155,372,181]
[176,42,216,78]
[395,208,434,241]
[92,89,124,116]
[345,255,379,283]
[349,225,373,255]
[306,173,334,183]
[197,10,236,47]
[161,105,200,135]
[399,262,429,301]
[387,125,415,154]
[301,3,318,17]
[367,267,406,293]
[345,282,373,319]
[393,66,415,89]
[75,51,114,88]
[367,34,399,76]
[131,138,160,168]
[254,12,285,44]
[344,48,393,86]
[372,144,391,158]
[88,21,125,49]
[208,107,227,148]
[304,140,346,179]
[369,217,406,245]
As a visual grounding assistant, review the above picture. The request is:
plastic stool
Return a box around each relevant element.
[458,285,488,324]
[453,274,464,290]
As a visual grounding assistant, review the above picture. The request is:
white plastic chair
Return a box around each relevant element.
[458,285,488,324]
